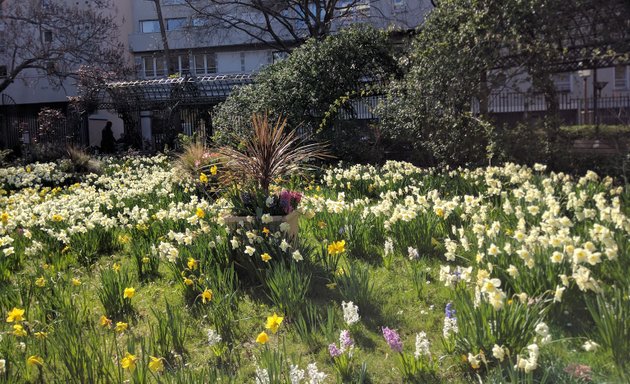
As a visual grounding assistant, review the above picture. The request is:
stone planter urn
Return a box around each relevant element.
[222,210,300,243]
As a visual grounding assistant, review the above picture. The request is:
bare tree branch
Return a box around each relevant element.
[0,1,127,94]
[182,0,376,52]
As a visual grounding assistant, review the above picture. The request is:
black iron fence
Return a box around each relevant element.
[485,93,630,126]
[0,101,84,151]
[335,93,630,126]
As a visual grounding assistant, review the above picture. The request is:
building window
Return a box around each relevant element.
[0,65,7,78]
[193,53,217,75]
[43,30,53,43]
[192,17,209,27]
[166,18,187,31]
[272,51,289,64]
[141,56,166,78]
[553,73,572,93]
[393,0,404,9]
[177,54,190,75]
[614,65,628,89]
[337,0,370,19]
[140,20,160,33]
[46,61,56,75]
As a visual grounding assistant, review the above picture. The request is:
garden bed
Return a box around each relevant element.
[0,156,628,383]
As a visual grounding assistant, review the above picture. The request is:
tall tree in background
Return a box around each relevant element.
[378,0,630,166]
[149,0,176,75]
[182,0,392,52]
[0,0,126,94]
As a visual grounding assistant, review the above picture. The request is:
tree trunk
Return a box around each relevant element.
[152,0,176,76]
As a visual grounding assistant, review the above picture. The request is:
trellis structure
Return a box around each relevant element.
[96,73,254,149]
[99,73,254,110]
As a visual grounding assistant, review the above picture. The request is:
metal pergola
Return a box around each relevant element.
[98,73,255,110]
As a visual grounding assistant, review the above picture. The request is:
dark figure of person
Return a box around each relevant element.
[101,121,116,154]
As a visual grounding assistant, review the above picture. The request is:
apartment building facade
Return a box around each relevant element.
[128,0,431,79]
[0,0,134,149]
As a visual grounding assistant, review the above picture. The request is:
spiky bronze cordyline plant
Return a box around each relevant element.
[213,113,330,195]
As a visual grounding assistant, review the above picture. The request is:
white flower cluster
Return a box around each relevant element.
[285,362,327,384]
[515,343,539,373]
[207,329,222,346]
[414,331,430,358]
[442,317,458,338]
[342,301,360,326]
[535,322,551,345]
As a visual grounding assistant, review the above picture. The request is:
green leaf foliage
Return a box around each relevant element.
[212,25,400,146]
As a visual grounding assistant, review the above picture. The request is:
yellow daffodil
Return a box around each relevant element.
[148,356,164,373]
[34,331,48,339]
[187,257,198,270]
[201,288,213,304]
[265,313,284,334]
[210,165,218,175]
[71,278,81,286]
[262,227,270,236]
[183,277,194,286]
[13,324,27,337]
[256,331,269,344]
[112,262,121,272]
[51,214,63,222]
[142,257,150,264]
[120,352,137,371]
[35,276,46,287]
[196,207,205,219]
[26,355,43,367]
[327,240,346,256]
[115,322,128,333]
[261,253,271,263]
[6,307,25,323]
[199,173,208,183]
[123,287,135,299]
[118,234,131,244]
[100,315,112,328]
[0,212,9,225]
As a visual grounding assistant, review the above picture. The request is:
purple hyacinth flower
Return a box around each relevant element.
[339,330,354,350]
[382,327,403,353]
[329,343,342,358]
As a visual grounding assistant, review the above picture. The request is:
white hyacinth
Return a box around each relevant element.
[407,246,419,260]
[255,366,270,384]
[289,364,305,384]
[207,329,222,346]
[306,363,327,384]
[414,331,431,358]
[341,301,360,325]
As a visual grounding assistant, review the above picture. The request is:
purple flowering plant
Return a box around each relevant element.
[383,326,438,381]
[329,330,357,381]
[382,327,403,353]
